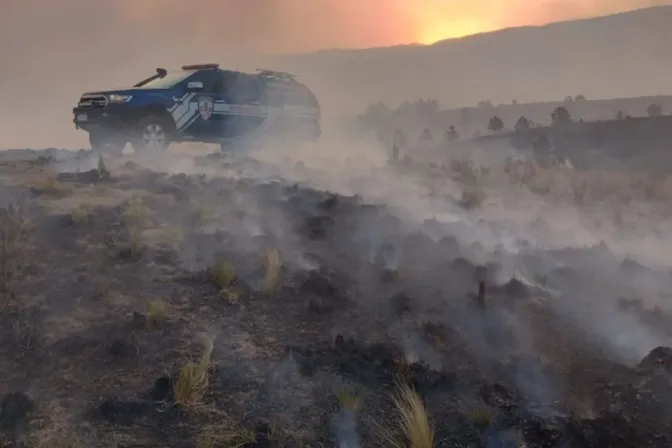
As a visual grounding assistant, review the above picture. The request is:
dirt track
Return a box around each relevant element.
[1,149,672,447]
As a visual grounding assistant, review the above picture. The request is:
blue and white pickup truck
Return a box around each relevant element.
[73,64,321,155]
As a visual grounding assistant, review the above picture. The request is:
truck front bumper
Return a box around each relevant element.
[72,107,125,133]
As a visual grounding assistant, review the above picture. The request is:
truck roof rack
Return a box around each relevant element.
[181,63,220,70]
[256,68,298,83]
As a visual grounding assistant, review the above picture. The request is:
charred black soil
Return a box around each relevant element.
[1,150,672,447]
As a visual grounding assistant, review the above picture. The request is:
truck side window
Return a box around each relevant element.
[187,71,217,93]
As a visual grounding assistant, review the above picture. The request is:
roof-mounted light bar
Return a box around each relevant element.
[181,63,220,70]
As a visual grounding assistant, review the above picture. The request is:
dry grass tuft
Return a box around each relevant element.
[453,397,495,428]
[260,248,282,295]
[220,288,240,304]
[212,424,279,448]
[187,202,215,227]
[493,158,672,205]
[440,153,672,215]
[197,435,215,448]
[336,388,362,411]
[384,382,434,448]
[120,196,153,256]
[210,260,241,303]
[173,336,214,406]
[566,395,597,420]
[230,428,257,448]
[395,356,413,385]
[210,260,235,289]
[122,197,152,227]
[146,300,167,329]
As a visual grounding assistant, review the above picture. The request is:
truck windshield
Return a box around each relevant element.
[134,71,195,89]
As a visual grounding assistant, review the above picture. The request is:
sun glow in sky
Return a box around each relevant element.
[415,16,488,43]
[405,0,670,45]
[403,0,498,43]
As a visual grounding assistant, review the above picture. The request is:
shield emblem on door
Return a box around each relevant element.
[197,96,214,120]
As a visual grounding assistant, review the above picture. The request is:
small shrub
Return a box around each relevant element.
[450,158,479,185]
[97,156,110,178]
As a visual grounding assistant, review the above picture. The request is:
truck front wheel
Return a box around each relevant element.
[131,115,173,154]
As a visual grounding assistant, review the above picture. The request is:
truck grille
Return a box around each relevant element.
[78,94,108,108]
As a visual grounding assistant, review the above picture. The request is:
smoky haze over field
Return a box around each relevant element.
[1,1,672,148]
[3,3,672,446]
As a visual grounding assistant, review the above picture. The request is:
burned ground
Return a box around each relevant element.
[1,149,672,447]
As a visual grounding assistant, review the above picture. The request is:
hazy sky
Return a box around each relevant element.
[3,0,670,55]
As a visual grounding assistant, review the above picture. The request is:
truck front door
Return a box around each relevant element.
[178,70,221,141]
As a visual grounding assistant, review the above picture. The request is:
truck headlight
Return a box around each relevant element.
[107,94,133,103]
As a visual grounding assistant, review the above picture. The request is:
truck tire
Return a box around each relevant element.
[89,133,126,157]
[131,115,173,154]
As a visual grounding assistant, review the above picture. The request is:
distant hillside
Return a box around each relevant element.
[459,114,672,173]
[266,6,672,115]
[372,95,672,141]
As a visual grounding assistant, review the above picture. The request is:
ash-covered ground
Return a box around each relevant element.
[1,141,672,448]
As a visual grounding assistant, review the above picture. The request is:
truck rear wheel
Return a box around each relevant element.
[131,115,173,154]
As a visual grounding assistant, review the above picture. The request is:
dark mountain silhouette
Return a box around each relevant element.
[264,5,672,113]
